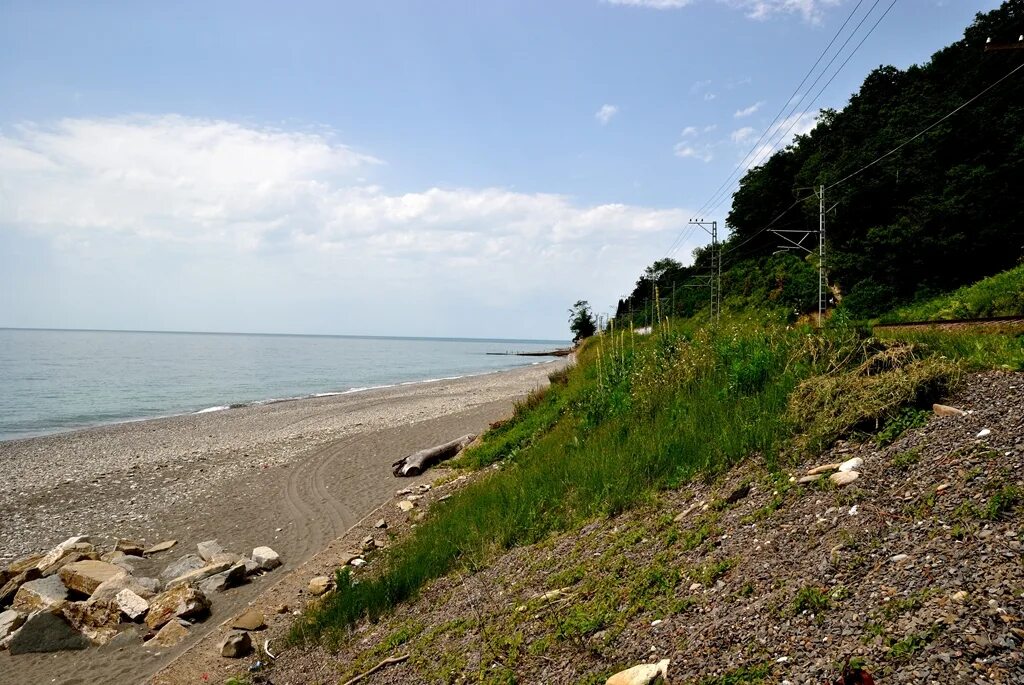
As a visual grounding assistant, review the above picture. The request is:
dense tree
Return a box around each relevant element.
[568,300,597,342]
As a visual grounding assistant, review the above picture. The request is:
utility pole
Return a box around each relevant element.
[770,185,831,327]
[688,219,720,323]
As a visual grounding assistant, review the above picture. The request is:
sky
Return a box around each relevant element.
[0,0,1002,339]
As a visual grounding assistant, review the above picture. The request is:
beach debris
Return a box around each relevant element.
[59,560,124,596]
[340,654,410,685]
[397,500,416,512]
[391,434,476,477]
[196,540,224,563]
[63,600,122,645]
[143,540,177,556]
[838,457,863,472]
[830,471,860,487]
[159,554,206,584]
[12,575,69,613]
[114,589,149,620]
[114,539,145,556]
[147,619,189,648]
[220,630,252,658]
[166,561,233,590]
[933,403,968,417]
[251,546,282,571]
[308,576,332,596]
[231,609,265,631]
[7,610,90,655]
[605,658,670,685]
[145,585,210,630]
[264,637,277,659]
[374,518,388,529]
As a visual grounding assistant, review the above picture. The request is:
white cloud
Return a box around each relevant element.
[604,0,693,8]
[689,79,712,95]
[595,104,619,125]
[673,143,714,163]
[720,0,841,23]
[605,0,839,22]
[730,126,755,143]
[703,92,717,101]
[680,126,699,137]
[734,101,764,118]
[0,115,692,336]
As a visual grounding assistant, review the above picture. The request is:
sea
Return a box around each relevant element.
[0,328,569,442]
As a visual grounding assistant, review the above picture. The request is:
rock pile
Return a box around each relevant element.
[0,536,281,655]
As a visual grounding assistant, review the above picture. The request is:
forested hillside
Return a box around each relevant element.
[617,1,1024,325]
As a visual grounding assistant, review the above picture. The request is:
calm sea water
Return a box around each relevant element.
[0,329,568,442]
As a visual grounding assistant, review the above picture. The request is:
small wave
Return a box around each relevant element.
[194,405,230,414]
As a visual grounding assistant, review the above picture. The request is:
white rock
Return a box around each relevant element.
[606,658,670,685]
[0,610,26,641]
[397,500,416,512]
[890,554,909,563]
[35,536,90,572]
[829,471,859,487]
[977,428,992,438]
[350,558,366,568]
[114,589,150,620]
[838,457,863,472]
[251,546,281,570]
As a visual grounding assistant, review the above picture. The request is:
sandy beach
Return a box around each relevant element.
[0,360,565,684]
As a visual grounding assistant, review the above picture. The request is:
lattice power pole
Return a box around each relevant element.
[688,219,720,323]
[771,185,829,327]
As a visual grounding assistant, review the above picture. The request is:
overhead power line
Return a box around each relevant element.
[692,0,876,219]
[700,0,898,219]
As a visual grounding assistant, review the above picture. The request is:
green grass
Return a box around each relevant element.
[791,585,831,615]
[874,329,1024,371]
[880,263,1024,323]
[294,320,809,643]
[291,310,1009,646]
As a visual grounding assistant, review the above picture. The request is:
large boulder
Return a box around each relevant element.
[158,554,205,584]
[87,571,159,605]
[196,540,224,562]
[145,585,210,630]
[7,553,44,575]
[0,610,26,641]
[59,560,124,596]
[198,562,246,594]
[166,561,232,590]
[12,575,69,612]
[114,589,149,620]
[35,536,90,572]
[63,600,123,645]
[147,619,189,648]
[114,539,145,556]
[0,567,42,606]
[8,610,90,655]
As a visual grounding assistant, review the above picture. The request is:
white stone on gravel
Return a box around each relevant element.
[114,588,149,620]
[838,457,863,472]
[251,546,281,570]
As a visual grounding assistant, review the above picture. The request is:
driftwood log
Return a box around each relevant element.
[392,434,476,477]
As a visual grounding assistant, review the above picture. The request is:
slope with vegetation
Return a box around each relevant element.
[262,309,1023,684]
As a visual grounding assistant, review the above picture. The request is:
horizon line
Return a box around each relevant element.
[0,325,570,345]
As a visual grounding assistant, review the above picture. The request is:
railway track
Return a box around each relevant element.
[873,315,1024,333]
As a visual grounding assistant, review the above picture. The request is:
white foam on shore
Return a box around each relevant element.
[194,405,230,414]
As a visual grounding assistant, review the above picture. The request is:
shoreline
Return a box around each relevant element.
[0,358,566,684]
[0,358,563,445]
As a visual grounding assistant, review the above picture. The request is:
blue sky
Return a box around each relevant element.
[0,0,1000,338]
